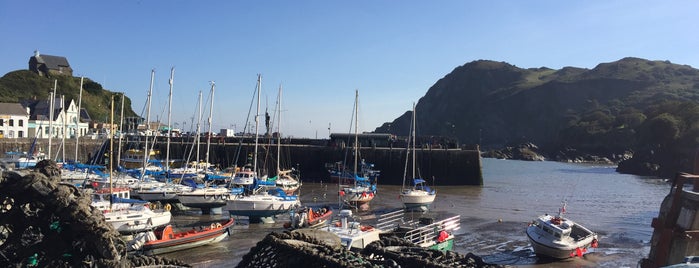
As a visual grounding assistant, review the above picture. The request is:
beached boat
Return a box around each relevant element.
[90,187,143,212]
[128,219,234,255]
[103,204,172,234]
[377,209,460,251]
[324,209,381,250]
[338,90,378,210]
[285,206,333,229]
[177,184,231,213]
[526,204,599,259]
[225,75,300,223]
[399,103,436,211]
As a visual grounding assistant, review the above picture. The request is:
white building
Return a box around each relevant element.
[23,95,89,138]
[0,103,30,138]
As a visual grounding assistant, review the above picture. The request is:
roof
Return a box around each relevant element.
[0,103,28,116]
[32,54,70,69]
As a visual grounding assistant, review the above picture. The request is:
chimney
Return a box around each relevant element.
[34,50,40,57]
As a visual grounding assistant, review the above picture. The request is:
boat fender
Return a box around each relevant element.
[211,223,216,229]
[360,225,373,232]
[164,203,172,212]
[216,222,222,228]
[591,238,599,248]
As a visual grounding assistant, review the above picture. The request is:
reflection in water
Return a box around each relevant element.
[160,158,669,267]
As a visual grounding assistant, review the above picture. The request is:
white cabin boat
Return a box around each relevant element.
[103,205,172,234]
[324,209,381,250]
[526,212,599,259]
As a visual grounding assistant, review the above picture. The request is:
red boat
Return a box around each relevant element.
[285,206,333,229]
[132,219,234,255]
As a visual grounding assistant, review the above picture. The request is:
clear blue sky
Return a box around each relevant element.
[2,1,698,138]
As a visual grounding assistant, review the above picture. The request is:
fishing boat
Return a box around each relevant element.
[285,206,333,229]
[103,204,172,234]
[526,203,599,259]
[224,75,300,223]
[376,209,460,251]
[338,90,378,210]
[324,209,381,250]
[399,103,436,211]
[128,219,234,255]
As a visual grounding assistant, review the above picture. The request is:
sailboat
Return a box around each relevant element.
[131,69,191,202]
[178,81,232,214]
[224,74,300,223]
[399,103,436,211]
[338,90,378,210]
[266,85,301,194]
[101,94,172,234]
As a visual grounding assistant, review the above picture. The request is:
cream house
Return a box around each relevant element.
[0,103,30,138]
[22,95,89,138]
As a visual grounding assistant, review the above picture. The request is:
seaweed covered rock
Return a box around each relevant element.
[236,231,504,268]
[0,160,189,267]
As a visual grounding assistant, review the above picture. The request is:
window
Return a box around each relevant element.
[18,131,23,138]
[9,119,13,126]
[19,120,23,127]
[0,119,4,126]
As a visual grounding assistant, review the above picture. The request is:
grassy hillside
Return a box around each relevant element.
[0,70,137,123]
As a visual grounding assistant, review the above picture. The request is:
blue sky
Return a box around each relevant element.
[2,1,698,138]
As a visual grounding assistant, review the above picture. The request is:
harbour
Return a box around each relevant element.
[149,158,669,267]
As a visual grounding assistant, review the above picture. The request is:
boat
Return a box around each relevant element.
[177,182,231,214]
[399,103,436,211]
[101,81,172,235]
[376,209,460,251]
[224,75,301,223]
[324,209,381,250]
[90,187,143,212]
[121,149,160,169]
[338,90,378,210]
[285,206,333,229]
[128,219,234,255]
[266,85,302,194]
[526,203,599,259]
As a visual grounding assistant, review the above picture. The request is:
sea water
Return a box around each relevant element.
[162,158,670,267]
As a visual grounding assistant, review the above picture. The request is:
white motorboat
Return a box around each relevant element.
[324,209,381,250]
[399,103,436,211]
[526,205,599,259]
[177,185,231,213]
[90,187,140,212]
[103,205,172,234]
[225,187,300,223]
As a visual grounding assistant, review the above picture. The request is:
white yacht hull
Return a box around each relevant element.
[400,190,436,211]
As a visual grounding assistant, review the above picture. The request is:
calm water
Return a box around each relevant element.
[161,158,670,267]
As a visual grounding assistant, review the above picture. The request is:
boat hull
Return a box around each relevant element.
[178,194,228,209]
[105,211,172,234]
[224,196,299,218]
[526,225,597,259]
[400,192,436,211]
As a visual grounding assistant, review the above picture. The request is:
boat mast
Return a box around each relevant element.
[142,69,155,180]
[117,93,125,167]
[109,95,114,210]
[276,84,282,174]
[48,79,56,158]
[253,74,261,175]
[195,90,203,174]
[166,68,174,173]
[353,90,359,186]
[61,94,66,162]
[75,77,83,162]
[205,81,215,171]
[412,102,417,182]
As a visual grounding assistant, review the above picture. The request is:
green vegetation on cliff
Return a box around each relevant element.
[375,57,699,177]
[0,70,137,122]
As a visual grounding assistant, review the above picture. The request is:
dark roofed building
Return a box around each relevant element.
[28,50,73,77]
